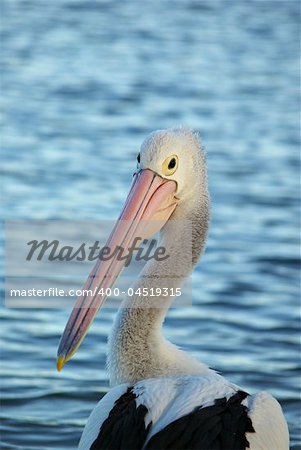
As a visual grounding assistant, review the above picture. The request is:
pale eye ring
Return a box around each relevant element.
[162,154,178,176]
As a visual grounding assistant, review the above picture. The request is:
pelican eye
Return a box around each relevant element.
[162,155,178,176]
[137,153,140,164]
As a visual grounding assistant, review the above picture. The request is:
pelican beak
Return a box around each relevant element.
[57,169,178,370]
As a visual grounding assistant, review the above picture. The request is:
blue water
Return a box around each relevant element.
[1,1,300,448]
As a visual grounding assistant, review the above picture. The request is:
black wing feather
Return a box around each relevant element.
[90,387,151,450]
[145,390,255,450]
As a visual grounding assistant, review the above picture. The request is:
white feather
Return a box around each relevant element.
[244,392,289,450]
[134,374,238,445]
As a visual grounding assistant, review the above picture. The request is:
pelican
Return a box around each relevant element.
[57,129,289,450]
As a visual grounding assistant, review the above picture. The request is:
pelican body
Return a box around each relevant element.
[57,129,289,449]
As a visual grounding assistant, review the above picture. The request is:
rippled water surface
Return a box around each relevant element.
[1,1,300,449]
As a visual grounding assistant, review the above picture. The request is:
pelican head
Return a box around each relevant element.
[57,128,208,371]
[138,128,207,203]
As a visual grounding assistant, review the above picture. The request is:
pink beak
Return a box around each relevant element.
[57,169,178,370]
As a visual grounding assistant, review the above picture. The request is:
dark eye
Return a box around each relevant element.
[137,153,140,164]
[162,154,178,175]
[168,158,176,170]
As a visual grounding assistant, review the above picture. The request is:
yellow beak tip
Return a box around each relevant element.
[56,356,65,372]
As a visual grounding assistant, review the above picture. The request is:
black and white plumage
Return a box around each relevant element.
[57,129,289,450]
[79,376,287,450]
